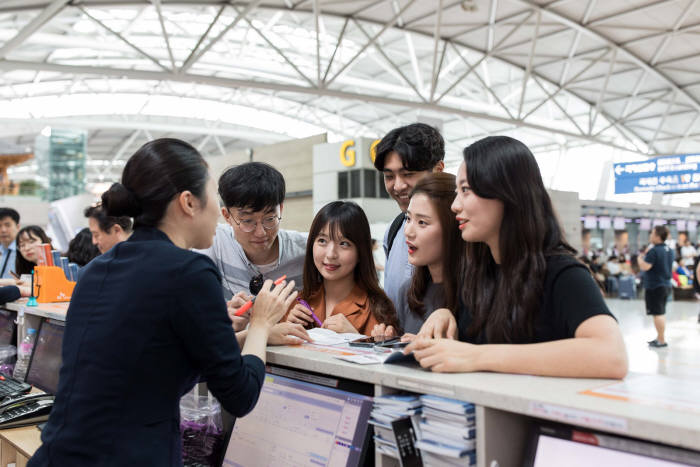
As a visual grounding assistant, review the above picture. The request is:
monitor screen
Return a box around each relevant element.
[25,319,65,394]
[0,310,15,346]
[222,373,374,467]
[526,424,700,467]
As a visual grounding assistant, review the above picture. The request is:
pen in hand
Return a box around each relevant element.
[234,275,287,316]
[296,298,323,327]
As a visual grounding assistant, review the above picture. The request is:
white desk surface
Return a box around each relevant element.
[4,301,698,451]
[266,345,700,451]
[4,299,68,321]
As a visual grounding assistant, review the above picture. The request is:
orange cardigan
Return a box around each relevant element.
[306,285,378,336]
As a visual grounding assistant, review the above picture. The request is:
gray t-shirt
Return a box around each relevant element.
[394,281,444,334]
[197,223,307,299]
[383,217,414,307]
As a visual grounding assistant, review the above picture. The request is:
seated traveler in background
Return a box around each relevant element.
[0,207,20,279]
[405,136,628,379]
[0,225,54,296]
[286,201,398,336]
[84,204,132,254]
[198,162,306,330]
[66,227,101,267]
[374,123,445,306]
[372,173,465,337]
[29,138,303,467]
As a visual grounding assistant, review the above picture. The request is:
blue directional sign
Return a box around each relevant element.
[613,154,700,194]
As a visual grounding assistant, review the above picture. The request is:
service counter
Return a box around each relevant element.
[1,300,699,467]
[266,345,700,467]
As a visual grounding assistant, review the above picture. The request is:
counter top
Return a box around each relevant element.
[4,299,68,321]
[266,345,700,451]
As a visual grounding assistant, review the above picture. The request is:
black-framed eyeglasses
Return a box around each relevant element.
[249,274,264,295]
[232,214,281,233]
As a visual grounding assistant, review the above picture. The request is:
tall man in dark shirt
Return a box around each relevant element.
[637,226,674,348]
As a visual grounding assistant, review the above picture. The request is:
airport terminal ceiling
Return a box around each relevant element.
[1,0,700,203]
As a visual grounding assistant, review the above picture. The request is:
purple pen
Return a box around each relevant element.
[297,298,323,327]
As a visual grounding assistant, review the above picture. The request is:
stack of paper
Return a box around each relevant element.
[415,395,476,467]
[369,394,422,458]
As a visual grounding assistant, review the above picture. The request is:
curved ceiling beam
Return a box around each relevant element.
[509,0,700,115]
[0,58,646,154]
[0,1,667,153]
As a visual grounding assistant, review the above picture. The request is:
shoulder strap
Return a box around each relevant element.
[386,213,406,255]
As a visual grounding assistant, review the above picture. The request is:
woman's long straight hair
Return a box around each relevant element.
[15,225,53,275]
[406,173,465,318]
[302,201,399,329]
[462,136,576,343]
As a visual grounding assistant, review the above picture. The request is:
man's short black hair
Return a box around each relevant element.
[218,162,285,211]
[374,123,445,171]
[0,208,19,224]
[84,205,133,233]
[654,225,669,242]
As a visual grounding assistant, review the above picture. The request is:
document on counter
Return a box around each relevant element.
[335,350,417,365]
[581,373,700,414]
[305,328,365,346]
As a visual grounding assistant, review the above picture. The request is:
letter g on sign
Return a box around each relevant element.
[340,140,355,167]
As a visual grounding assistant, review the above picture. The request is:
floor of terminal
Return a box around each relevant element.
[609,297,700,379]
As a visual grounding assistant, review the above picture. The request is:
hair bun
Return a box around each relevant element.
[101,183,142,218]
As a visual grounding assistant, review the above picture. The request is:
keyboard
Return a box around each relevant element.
[0,373,31,399]
[0,393,54,428]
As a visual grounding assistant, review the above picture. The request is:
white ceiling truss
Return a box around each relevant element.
[0,0,699,184]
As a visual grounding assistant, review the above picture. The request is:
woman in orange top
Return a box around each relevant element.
[286,201,398,335]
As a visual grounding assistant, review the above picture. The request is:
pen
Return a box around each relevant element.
[297,298,323,327]
[234,275,287,316]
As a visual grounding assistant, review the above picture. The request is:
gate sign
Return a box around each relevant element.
[613,154,700,194]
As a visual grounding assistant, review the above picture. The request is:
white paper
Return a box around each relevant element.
[305,328,365,346]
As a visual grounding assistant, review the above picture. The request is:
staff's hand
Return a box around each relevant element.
[416,308,457,339]
[286,303,315,327]
[404,338,479,373]
[227,291,251,331]
[249,279,297,331]
[323,314,358,334]
[268,323,312,346]
[371,323,397,339]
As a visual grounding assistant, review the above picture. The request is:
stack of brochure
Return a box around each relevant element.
[415,395,477,467]
[369,394,422,459]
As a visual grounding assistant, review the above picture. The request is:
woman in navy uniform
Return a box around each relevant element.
[29,139,300,466]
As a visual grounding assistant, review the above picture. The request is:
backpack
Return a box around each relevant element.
[386,213,406,256]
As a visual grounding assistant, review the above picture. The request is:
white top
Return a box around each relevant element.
[197,223,307,298]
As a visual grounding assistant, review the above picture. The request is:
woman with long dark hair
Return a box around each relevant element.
[0,225,53,295]
[15,225,53,275]
[286,201,398,335]
[372,173,465,336]
[405,136,628,378]
[29,138,304,467]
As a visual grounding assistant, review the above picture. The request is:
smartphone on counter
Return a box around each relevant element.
[348,336,400,348]
[375,340,408,349]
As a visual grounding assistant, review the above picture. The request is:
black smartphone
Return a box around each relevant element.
[375,340,408,349]
[348,336,400,348]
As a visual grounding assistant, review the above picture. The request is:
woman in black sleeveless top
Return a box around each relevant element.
[405,136,628,379]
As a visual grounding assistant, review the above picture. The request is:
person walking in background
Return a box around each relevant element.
[637,226,674,348]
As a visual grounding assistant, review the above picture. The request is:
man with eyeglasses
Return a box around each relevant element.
[199,162,307,327]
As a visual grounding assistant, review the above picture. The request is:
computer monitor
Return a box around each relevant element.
[0,310,15,346]
[222,373,374,467]
[25,318,65,394]
[524,423,700,467]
